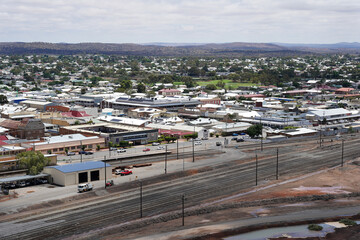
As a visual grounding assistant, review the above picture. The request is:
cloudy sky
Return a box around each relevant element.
[0,0,359,44]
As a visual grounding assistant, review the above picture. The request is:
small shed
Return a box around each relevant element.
[43,161,112,186]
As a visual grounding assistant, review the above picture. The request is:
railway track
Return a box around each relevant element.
[1,136,360,239]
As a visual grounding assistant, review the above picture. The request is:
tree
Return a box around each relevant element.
[17,151,50,175]
[137,83,146,93]
[205,84,217,90]
[246,124,262,138]
[0,95,8,105]
[81,88,87,95]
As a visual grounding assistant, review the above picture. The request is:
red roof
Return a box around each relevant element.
[242,94,265,98]
[159,89,181,93]
[0,140,7,146]
[336,87,355,92]
[61,111,91,118]
[0,135,8,141]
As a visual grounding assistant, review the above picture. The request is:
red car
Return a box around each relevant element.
[120,170,132,176]
[143,148,150,152]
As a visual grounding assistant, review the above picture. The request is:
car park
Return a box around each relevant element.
[143,148,150,152]
[117,148,126,153]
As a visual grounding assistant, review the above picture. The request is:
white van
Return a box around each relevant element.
[78,183,93,193]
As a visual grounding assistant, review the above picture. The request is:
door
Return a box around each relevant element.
[78,172,88,183]
[90,170,99,181]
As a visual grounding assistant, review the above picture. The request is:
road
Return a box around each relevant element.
[0,134,358,239]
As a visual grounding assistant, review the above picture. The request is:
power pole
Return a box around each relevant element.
[177,137,179,160]
[276,148,279,180]
[104,156,107,189]
[192,138,195,162]
[260,117,263,151]
[140,181,143,218]
[341,139,344,167]
[255,154,258,186]
[80,140,83,163]
[165,145,167,174]
[182,194,185,226]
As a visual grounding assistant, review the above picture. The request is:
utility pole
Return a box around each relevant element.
[260,117,263,151]
[165,145,167,174]
[182,194,185,226]
[192,138,195,162]
[104,156,107,189]
[177,137,179,160]
[140,181,143,218]
[276,148,279,180]
[183,143,185,171]
[341,139,344,167]
[80,140,83,163]
[255,154,258,186]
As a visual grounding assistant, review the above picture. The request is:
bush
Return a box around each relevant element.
[308,224,323,231]
[96,145,100,151]
[216,134,219,138]
[339,219,357,226]
[210,133,214,137]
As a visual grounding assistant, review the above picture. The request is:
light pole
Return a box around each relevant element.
[255,154,258,186]
[104,156,107,189]
[177,137,179,160]
[276,148,279,180]
[341,139,344,167]
[80,140,83,163]
[165,145,167,174]
[140,180,143,218]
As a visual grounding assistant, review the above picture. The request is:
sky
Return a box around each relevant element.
[0,0,359,44]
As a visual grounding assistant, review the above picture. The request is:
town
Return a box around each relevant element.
[1,53,360,239]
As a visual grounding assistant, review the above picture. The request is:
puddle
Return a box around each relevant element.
[225,223,335,240]
[249,208,269,218]
[292,186,350,194]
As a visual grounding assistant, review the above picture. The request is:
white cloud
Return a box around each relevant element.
[0,0,359,43]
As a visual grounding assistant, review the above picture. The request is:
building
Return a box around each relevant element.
[0,118,45,139]
[21,134,106,154]
[43,161,112,186]
[20,100,57,111]
[158,88,181,96]
[60,123,158,145]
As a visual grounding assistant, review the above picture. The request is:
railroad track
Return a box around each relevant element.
[1,137,360,239]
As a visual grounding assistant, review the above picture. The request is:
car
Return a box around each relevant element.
[236,138,244,142]
[16,181,26,188]
[38,178,48,184]
[79,151,93,155]
[117,148,126,153]
[79,150,87,155]
[143,148,150,152]
[109,147,117,151]
[216,142,222,146]
[120,169,133,176]
[78,183,93,193]
[194,141,202,145]
[152,142,160,146]
[67,152,76,156]
[201,137,208,140]
[157,146,165,150]
[231,137,238,141]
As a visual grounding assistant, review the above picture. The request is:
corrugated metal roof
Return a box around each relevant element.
[0,173,50,183]
[46,161,110,173]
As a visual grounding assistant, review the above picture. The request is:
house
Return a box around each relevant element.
[0,118,45,140]
[335,87,355,95]
[158,88,181,96]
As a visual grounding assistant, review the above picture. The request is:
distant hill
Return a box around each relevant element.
[0,42,359,56]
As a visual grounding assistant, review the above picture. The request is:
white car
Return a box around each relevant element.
[117,149,126,153]
[152,142,160,146]
[157,146,165,150]
[195,141,202,145]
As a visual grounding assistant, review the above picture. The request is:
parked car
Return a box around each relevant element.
[195,141,202,145]
[236,138,244,142]
[117,148,126,153]
[201,137,208,140]
[109,147,117,151]
[231,137,238,141]
[79,151,93,155]
[78,183,93,193]
[157,146,165,150]
[16,181,26,188]
[67,152,76,156]
[152,142,160,146]
[38,178,48,184]
[216,142,222,146]
[143,148,150,152]
[119,169,133,176]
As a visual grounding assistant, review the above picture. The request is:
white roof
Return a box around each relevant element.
[98,115,149,126]
[308,108,352,117]
[36,134,98,145]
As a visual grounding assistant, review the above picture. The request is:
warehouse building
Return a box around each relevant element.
[43,161,112,186]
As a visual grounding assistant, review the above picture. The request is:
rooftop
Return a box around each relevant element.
[46,161,111,173]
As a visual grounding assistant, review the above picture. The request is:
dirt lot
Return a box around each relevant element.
[98,160,360,240]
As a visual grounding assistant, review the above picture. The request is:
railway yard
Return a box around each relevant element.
[1,134,360,240]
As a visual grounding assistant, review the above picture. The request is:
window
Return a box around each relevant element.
[77,146,81,149]
[71,146,75,150]
[53,148,58,152]
[88,145,93,149]
[59,148,64,151]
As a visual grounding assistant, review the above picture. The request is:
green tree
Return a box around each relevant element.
[0,94,8,104]
[137,83,146,93]
[246,124,262,138]
[17,151,50,175]
[205,84,217,90]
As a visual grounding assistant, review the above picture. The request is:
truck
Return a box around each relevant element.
[78,183,93,193]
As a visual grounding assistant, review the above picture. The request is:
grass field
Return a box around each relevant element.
[174,79,258,89]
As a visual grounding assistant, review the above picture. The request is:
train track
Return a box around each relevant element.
[1,136,360,239]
